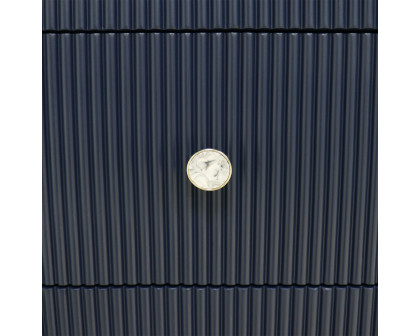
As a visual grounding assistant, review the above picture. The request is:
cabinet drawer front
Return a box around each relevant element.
[43,32,377,287]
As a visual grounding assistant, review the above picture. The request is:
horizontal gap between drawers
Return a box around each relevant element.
[43,283,378,289]
[42,28,378,34]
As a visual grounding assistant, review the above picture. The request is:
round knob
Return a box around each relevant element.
[186,149,232,191]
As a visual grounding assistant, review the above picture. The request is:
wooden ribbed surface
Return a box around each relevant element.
[42,0,378,31]
[43,32,377,287]
[43,285,377,336]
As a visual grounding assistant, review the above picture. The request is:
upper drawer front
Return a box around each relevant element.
[42,0,378,31]
[43,32,377,286]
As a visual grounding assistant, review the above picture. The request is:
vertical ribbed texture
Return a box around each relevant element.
[43,32,378,286]
[43,285,378,335]
[42,0,378,31]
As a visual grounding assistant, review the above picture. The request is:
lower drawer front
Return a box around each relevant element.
[43,285,377,335]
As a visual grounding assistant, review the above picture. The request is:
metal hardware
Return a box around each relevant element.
[186,149,232,191]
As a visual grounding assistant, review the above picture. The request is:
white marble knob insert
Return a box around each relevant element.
[186,149,232,191]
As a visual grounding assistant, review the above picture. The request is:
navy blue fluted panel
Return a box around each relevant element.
[43,32,378,286]
[42,0,378,31]
[43,285,378,336]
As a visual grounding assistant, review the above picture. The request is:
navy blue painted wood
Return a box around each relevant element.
[43,2,378,335]
[43,285,378,335]
[43,0,378,31]
[43,32,377,287]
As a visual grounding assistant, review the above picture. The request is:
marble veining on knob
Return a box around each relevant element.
[187,149,232,191]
